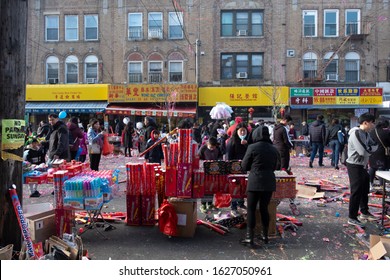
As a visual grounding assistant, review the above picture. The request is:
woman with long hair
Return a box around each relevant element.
[87,118,105,171]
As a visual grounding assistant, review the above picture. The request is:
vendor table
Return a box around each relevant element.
[374,171,390,227]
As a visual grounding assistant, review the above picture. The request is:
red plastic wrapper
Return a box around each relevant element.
[204,174,220,195]
[55,208,74,238]
[158,199,178,236]
[165,166,177,197]
[141,194,156,226]
[176,163,192,198]
[192,170,205,198]
[126,195,141,226]
[214,193,232,208]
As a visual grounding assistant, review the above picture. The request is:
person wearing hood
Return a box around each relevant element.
[273,115,293,172]
[346,113,378,228]
[144,130,164,164]
[240,125,280,246]
[46,113,70,166]
[36,120,50,138]
[308,115,326,168]
[67,117,84,160]
[325,118,345,170]
[144,116,158,143]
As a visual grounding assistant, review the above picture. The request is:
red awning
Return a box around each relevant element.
[105,105,196,118]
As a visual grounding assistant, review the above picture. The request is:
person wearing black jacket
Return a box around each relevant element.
[240,125,280,246]
[325,118,345,170]
[46,113,70,165]
[144,130,164,164]
[309,115,326,168]
[144,116,158,143]
[273,115,293,171]
[67,117,84,160]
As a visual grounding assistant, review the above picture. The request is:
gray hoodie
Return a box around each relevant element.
[346,126,378,166]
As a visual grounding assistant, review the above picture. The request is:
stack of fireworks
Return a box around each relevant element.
[227,174,248,198]
[53,170,74,238]
[155,167,165,208]
[63,176,103,210]
[273,175,297,199]
[126,162,158,226]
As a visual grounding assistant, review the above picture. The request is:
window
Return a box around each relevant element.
[303,10,317,37]
[148,61,163,83]
[46,56,59,84]
[128,62,143,83]
[345,9,360,35]
[221,10,263,37]
[345,52,360,82]
[85,14,98,41]
[303,52,317,78]
[169,12,183,39]
[65,15,78,41]
[323,52,339,80]
[45,15,59,41]
[221,53,263,79]
[65,55,79,84]
[128,13,143,40]
[148,12,163,39]
[169,61,183,82]
[324,10,338,37]
[84,55,98,83]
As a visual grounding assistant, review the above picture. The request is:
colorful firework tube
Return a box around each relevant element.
[192,170,205,198]
[228,178,241,198]
[162,144,169,166]
[126,195,141,226]
[177,163,192,198]
[191,143,200,169]
[141,195,155,225]
[9,185,35,259]
[219,175,229,193]
[165,166,177,197]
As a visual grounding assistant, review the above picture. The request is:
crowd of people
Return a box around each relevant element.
[22,112,390,245]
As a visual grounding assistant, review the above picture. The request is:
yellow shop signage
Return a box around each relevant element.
[198,86,289,106]
[26,84,109,101]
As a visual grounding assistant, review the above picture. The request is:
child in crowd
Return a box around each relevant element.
[144,130,164,164]
[23,138,46,197]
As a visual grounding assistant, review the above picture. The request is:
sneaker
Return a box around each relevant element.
[29,190,41,198]
[359,212,380,221]
[200,204,207,213]
[347,218,366,228]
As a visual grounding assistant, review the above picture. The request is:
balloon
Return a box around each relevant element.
[59,111,67,119]
[123,117,130,125]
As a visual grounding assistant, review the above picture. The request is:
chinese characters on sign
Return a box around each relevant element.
[290,87,383,107]
[108,84,197,103]
[229,92,258,102]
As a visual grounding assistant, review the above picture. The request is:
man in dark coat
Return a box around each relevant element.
[325,118,345,170]
[46,113,70,165]
[309,115,326,168]
[144,116,158,143]
[240,125,280,246]
[273,115,293,171]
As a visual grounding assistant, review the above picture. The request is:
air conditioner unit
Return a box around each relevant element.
[48,78,58,84]
[236,72,248,79]
[148,30,162,39]
[237,30,247,36]
[326,73,338,81]
[86,78,96,84]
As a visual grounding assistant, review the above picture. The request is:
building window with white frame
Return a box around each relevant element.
[128,13,143,40]
[46,56,59,84]
[148,61,163,83]
[303,52,317,79]
[65,55,79,84]
[221,10,263,37]
[323,52,339,81]
[84,55,98,83]
[148,12,163,39]
[345,9,360,35]
[45,15,59,41]
[303,10,317,37]
[324,10,338,37]
[169,61,183,82]
[345,52,360,82]
[221,53,263,79]
[128,61,143,83]
[84,14,98,41]
[169,12,183,39]
[65,15,78,41]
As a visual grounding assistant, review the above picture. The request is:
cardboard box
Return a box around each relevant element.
[255,199,277,236]
[169,199,197,238]
[369,235,390,260]
[26,210,56,243]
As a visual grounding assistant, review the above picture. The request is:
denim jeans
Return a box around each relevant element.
[329,140,340,167]
[309,142,324,165]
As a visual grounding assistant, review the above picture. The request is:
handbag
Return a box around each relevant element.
[375,129,390,156]
[88,143,101,154]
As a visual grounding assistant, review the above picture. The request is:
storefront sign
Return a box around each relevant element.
[26,84,109,101]
[290,87,383,108]
[199,86,289,106]
[1,119,26,161]
[108,84,197,103]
